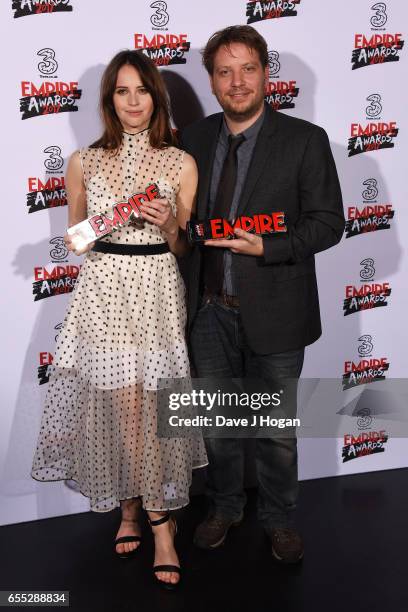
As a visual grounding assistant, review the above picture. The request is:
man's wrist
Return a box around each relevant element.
[256,237,264,257]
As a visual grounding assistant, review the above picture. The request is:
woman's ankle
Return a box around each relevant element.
[147,510,170,523]
[120,497,141,521]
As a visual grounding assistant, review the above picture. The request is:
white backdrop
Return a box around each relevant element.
[1,0,407,526]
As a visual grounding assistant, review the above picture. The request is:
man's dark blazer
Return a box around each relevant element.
[180,104,345,355]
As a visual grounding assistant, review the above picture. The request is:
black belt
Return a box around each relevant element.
[92,242,170,255]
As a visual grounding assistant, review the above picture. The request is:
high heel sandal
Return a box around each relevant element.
[114,518,142,559]
[115,500,143,560]
[148,513,181,590]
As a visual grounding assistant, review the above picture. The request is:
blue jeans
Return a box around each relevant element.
[190,298,304,531]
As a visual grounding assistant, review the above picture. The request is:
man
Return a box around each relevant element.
[180,25,344,563]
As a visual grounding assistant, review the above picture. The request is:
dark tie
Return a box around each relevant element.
[204,133,245,294]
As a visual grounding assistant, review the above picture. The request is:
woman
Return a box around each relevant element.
[31,50,207,589]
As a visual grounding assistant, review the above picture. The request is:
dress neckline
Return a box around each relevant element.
[122,128,149,137]
[121,128,150,149]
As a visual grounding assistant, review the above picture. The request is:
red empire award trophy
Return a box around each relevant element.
[67,182,160,251]
[186,212,287,244]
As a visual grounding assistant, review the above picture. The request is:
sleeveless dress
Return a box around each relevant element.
[31,129,208,512]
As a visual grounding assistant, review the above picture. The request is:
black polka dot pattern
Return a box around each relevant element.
[31,130,208,512]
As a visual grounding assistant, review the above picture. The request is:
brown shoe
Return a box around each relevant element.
[194,512,244,549]
[269,527,304,564]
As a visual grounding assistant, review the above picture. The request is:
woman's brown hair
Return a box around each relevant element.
[91,50,175,151]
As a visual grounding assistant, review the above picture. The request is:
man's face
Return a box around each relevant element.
[210,42,268,122]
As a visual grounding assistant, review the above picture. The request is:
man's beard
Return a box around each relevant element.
[219,88,265,122]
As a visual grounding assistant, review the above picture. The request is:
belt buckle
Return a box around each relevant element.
[202,288,239,308]
[203,288,213,305]
[222,293,231,307]
[221,292,238,308]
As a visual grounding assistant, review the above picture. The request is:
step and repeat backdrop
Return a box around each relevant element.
[1,0,407,525]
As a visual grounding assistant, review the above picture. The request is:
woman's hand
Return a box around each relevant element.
[139,198,179,236]
[64,232,95,256]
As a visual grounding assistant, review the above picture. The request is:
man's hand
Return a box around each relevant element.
[204,227,264,256]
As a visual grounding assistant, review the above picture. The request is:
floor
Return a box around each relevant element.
[0,468,407,612]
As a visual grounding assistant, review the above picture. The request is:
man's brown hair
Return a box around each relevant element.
[202,25,268,75]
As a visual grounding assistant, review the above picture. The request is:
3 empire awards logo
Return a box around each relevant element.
[343,258,391,316]
[12,0,72,18]
[264,51,300,111]
[342,335,389,390]
[27,146,66,213]
[135,3,190,66]
[32,238,80,301]
[20,49,81,120]
[342,418,388,462]
[246,0,301,24]
[348,94,398,156]
[37,323,62,385]
[352,3,404,70]
[342,402,388,463]
[345,178,394,238]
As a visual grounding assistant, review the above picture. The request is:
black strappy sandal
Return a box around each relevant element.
[148,513,181,590]
[114,518,142,560]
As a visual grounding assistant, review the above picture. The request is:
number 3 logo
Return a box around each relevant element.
[150,1,169,27]
[37,48,58,75]
[50,237,68,261]
[44,146,64,171]
[54,322,63,342]
[371,2,387,28]
[360,258,375,281]
[357,408,372,430]
[268,50,280,78]
[362,178,378,201]
[366,94,382,118]
[358,334,374,357]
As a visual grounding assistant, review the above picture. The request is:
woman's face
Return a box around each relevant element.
[113,64,154,133]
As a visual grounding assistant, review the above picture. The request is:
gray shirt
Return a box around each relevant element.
[208,108,265,295]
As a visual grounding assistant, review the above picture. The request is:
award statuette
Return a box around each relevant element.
[186,212,287,244]
[67,183,160,250]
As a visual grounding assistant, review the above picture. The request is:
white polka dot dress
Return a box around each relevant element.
[31,130,208,512]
